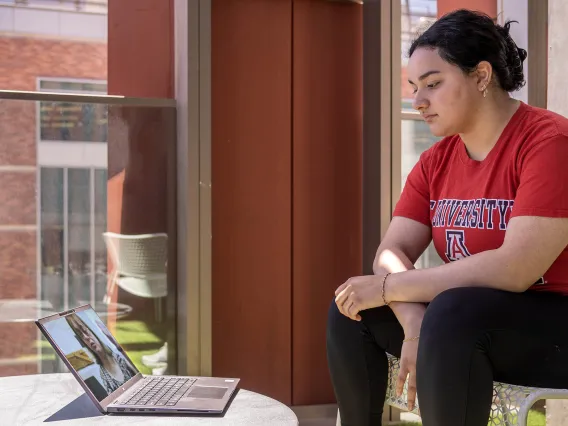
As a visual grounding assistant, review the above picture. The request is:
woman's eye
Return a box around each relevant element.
[427,82,440,89]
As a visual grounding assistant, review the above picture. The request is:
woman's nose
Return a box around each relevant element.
[412,94,429,111]
[86,337,96,349]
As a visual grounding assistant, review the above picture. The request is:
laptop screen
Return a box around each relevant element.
[42,308,139,401]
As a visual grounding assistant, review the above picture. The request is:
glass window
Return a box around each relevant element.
[67,168,91,306]
[93,169,107,303]
[400,0,440,267]
[40,167,65,308]
[401,119,444,268]
[30,101,177,378]
[39,80,108,143]
[40,167,106,311]
[401,0,437,109]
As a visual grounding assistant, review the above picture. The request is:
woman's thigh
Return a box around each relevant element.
[421,287,568,388]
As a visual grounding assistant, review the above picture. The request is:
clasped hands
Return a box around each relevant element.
[334,274,388,322]
[335,272,421,411]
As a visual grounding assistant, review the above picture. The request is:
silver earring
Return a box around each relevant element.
[482,87,488,98]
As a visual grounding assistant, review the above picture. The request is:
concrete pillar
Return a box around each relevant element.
[546,0,568,423]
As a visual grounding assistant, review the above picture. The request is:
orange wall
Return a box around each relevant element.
[211,0,362,406]
[211,0,293,404]
[437,0,497,17]
[108,0,174,98]
[292,0,363,405]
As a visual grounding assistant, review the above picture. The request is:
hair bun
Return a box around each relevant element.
[517,46,528,62]
[496,20,526,91]
[501,20,513,36]
[408,10,527,93]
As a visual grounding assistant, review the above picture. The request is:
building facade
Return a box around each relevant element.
[0,0,107,376]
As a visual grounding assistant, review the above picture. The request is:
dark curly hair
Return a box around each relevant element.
[409,9,527,92]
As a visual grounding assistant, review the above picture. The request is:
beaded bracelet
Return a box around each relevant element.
[381,272,391,306]
[403,336,420,343]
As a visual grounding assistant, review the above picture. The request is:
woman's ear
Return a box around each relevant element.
[476,61,493,92]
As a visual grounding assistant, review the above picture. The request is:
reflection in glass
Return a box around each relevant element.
[40,102,108,143]
[1,97,176,381]
[39,80,108,143]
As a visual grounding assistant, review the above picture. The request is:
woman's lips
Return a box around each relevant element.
[423,114,437,123]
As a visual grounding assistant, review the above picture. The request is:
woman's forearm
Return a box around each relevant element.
[385,248,523,303]
[374,247,426,333]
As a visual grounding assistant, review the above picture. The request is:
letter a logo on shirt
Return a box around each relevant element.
[445,230,472,262]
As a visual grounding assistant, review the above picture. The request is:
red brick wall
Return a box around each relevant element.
[0,37,106,90]
[0,36,106,376]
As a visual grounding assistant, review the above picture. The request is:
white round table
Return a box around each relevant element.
[0,374,299,425]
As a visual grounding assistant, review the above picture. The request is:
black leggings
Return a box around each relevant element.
[326,287,568,426]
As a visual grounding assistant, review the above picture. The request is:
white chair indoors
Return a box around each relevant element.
[102,232,168,322]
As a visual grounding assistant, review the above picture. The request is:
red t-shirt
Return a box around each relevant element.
[393,102,568,294]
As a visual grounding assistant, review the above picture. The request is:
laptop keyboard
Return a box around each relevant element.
[124,377,198,406]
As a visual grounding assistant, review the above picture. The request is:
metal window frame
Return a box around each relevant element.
[527,0,548,108]
[370,0,401,242]
[0,90,176,107]
[174,0,211,377]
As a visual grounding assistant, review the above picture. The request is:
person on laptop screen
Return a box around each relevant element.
[63,312,137,396]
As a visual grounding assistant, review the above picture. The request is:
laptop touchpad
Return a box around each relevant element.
[187,386,228,399]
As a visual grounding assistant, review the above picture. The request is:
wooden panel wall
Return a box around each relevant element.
[292,0,363,405]
[211,0,294,405]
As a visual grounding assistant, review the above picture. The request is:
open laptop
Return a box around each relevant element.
[36,304,240,414]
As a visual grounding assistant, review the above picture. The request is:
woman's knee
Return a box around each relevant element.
[327,299,351,341]
[327,299,374,348]
[421,287,501,341]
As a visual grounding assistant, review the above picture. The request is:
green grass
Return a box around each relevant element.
[527,409,546,426]
[114,320,165,375]
[394,409,546,426]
